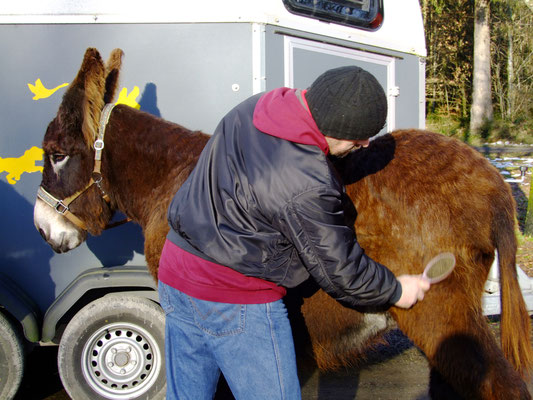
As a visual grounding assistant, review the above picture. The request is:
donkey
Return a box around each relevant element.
[34,48,532,399]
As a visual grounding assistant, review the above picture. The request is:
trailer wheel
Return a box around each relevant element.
[0,311,24,400]
[58,295,166,400]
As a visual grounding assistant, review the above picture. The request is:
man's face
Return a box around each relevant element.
[325,137,370,157]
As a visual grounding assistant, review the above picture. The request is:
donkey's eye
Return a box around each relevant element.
[50,154,68,164]
[50,154,70,176]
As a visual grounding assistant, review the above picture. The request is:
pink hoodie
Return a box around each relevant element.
[253,88,329,155]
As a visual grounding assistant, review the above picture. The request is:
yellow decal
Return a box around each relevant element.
[0,147,44,184]
[116,87,141,109]
[28,79,69,100]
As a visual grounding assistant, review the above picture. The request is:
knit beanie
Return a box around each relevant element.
[306,66,387,140]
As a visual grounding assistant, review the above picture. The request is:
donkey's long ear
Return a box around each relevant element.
[70,48,106,148]
[104,49,124,104]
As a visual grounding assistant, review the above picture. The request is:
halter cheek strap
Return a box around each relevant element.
[93,103,115,178]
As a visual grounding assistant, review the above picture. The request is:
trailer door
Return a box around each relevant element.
[284,36,397,134]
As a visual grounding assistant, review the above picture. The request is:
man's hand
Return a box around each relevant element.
[394,275,431,309]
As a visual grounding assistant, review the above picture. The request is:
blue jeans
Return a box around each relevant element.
[158,281,301,400]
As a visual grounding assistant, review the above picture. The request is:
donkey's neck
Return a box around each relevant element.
[102,106,209,229]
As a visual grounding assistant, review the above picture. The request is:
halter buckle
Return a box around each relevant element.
[92,172,103,185]
[55,201,69,215]
[94,139,105,151]
[94,139,105,161]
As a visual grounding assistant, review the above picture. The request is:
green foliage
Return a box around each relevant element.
[426,113,466,137]
[427,113,533,145]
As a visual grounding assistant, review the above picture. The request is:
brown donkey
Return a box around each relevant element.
[34,48,532,399]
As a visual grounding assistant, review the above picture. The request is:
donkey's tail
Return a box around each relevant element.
[495,207,533,378]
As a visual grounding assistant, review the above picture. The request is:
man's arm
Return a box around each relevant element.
[279,186,428,309]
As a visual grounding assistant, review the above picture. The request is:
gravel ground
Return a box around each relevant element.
[16,322,533,400]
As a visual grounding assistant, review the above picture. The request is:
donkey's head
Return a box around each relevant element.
[34,48,123,253]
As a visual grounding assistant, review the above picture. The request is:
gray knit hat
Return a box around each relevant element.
[306,66,387,140]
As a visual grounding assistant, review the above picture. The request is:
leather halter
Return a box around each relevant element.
[37,103,124,231]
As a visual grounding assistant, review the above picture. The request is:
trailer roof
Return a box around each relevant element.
[1,0,426,57]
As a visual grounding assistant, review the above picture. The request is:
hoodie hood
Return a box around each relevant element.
[253,88,329,155]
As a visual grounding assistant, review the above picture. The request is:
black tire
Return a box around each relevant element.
[58,295,166,400]
[0,311,24,400]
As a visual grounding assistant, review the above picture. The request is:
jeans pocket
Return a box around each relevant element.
[158,281,175,315]
[188,297,246,337]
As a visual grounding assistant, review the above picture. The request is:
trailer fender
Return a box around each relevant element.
[0,273,40,343]
[41,266,157,343]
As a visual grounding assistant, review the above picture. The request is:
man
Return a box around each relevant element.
[158,66,430,399]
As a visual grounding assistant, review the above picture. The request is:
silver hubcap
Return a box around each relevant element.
[81,322,161,399]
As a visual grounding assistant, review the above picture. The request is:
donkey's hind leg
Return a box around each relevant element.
[390,283,530,400]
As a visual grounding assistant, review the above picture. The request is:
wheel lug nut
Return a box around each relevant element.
[108,362,114,367]
[121,368,126,374]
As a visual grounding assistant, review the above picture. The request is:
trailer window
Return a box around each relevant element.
[282,0,384,30]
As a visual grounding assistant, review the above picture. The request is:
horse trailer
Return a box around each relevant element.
[3,1,526,399]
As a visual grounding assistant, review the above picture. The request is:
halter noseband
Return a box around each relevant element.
[37,103,117,231]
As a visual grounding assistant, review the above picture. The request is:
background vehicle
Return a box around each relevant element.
[2,1,527,399]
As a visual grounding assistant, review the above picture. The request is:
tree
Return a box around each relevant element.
[470,0,493,136]
[491,0,533,125]
[421,0,473,120]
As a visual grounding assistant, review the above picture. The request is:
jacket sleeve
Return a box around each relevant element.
[278,185,402,309]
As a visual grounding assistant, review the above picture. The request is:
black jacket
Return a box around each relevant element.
[167,88,401,308]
